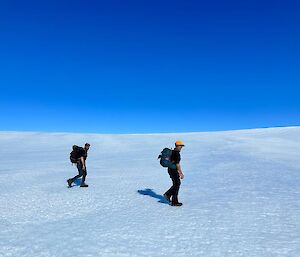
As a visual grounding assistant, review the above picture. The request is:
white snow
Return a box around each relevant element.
[0,127,300,257]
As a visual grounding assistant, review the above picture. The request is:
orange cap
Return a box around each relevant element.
[175,140,185,146]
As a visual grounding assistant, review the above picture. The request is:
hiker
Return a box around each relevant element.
[163,140,185,206]
[67,143,90,187]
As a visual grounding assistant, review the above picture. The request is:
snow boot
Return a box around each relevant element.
[171,202,183,207]
[67,179,73,187]
[163,193,171,203]
[80,183,89,187]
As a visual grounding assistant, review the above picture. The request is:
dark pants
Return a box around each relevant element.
[165,168,181,203]
[70,161,87,185]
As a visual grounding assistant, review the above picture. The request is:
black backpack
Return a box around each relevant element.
[158,148,176,169]
[70,145,85,164]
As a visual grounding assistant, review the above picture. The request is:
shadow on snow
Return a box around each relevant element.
[137,188,169,205]
[73,178,82,186]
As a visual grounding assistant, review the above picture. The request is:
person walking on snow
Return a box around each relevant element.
[67,143,90,187]
[164,140,185,206]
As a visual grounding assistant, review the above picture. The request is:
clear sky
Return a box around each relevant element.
[0,0,299,133]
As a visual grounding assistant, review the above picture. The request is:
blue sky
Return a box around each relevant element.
[0,0,299,133]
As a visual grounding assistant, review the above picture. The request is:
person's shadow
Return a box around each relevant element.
[137,188,170,205]
[73,178,82,186]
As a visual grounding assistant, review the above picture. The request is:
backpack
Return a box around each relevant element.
[158,148,177,169]
[70,145,85,164]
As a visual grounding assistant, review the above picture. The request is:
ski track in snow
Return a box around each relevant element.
[0,127,300,257]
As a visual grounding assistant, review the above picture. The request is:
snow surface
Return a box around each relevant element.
[0,127,300,257]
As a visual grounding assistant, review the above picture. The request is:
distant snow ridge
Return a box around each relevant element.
[0,127,299,257]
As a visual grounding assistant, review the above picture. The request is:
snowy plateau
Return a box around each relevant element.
[0,127,299,257]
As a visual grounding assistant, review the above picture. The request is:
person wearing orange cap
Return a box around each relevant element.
[164,140,185,206]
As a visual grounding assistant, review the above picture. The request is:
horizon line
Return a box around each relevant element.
[0,125,299,136]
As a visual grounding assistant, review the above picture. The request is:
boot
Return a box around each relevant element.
[171,202,183,207]
[163,193,171,203]
[67,179,73,187]
[80,183,89,187]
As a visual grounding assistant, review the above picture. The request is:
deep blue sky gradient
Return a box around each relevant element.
[0,0,299,133]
